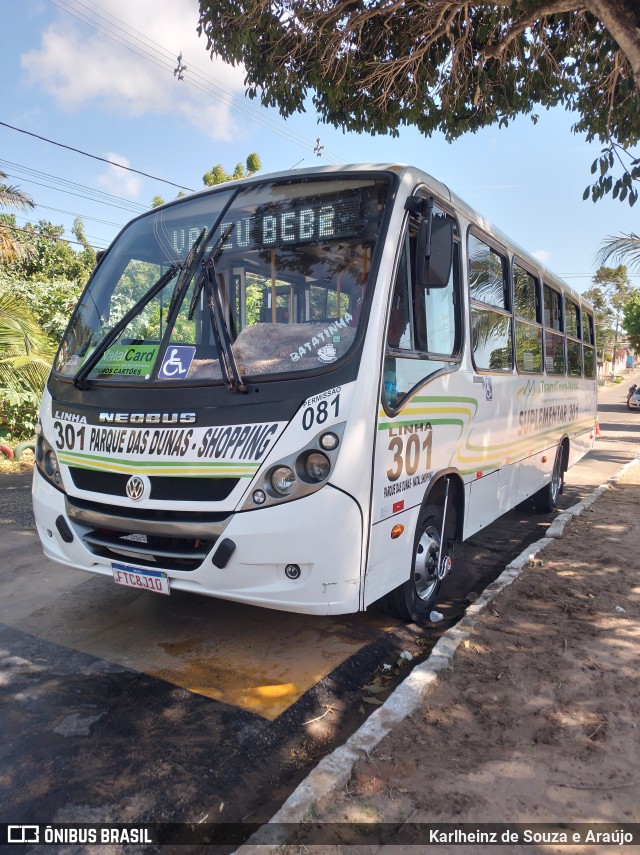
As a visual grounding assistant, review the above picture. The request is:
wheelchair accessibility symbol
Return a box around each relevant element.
[159,346,195,379]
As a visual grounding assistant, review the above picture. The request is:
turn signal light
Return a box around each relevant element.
[391,524,404,539]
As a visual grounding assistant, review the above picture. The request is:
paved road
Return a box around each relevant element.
[1,375,638,843]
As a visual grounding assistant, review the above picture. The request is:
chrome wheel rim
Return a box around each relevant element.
[414,525,440,601]
[550,448,563,504]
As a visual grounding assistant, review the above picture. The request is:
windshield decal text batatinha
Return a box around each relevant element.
[289,314,352,362]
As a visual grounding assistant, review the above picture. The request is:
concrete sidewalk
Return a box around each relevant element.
[241,378,640,854]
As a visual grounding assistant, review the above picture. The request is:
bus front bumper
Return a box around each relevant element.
[33,472,364,615]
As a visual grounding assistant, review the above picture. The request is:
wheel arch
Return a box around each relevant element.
[421,468,464,542]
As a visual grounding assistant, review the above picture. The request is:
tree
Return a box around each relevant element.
[203,153,262,186]
[597,232,640,271]
[151,156,262,207]
[4,219,95,284]
[0,286,53,440]
[622,291,640,351]
[198,0,640,204]
[583,265,635,366]
[0,170,34,263]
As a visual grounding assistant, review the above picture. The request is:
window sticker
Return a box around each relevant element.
[84,344,159,377]
[317,344,338,364]
[159,346,196,379]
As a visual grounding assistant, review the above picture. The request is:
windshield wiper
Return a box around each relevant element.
[165,227,207,324]
[189,224,247,393]
[187,223,232,321]
[202,258,247,394]
[73,262,180,389]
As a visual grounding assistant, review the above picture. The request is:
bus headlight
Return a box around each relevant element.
[270,465,297,496]
[35,434,64,491]
[242,423,346,511]
[319,431,339,451]
[301,451,331,483]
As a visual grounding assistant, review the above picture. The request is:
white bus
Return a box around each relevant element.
[32,165,597,620]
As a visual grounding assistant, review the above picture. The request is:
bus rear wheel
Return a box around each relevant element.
[532,443,565,513]
[385,503,451,622]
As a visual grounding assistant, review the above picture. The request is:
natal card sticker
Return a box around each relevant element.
[85,344,159,377]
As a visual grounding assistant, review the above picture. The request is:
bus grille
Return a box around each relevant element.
[68,467,239,502]
[65,496,230,572]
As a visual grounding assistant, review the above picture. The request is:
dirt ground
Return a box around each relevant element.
[289,465,640,853]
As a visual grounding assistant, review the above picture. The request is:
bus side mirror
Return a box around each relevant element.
[416,216,453,288]
[95,250,105,267]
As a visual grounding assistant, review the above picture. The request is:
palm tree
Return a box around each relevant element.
[0,169,34,263]
[597,233,640,272]
[0,287,53,401]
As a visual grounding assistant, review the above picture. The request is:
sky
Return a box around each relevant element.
[1,0,639,293]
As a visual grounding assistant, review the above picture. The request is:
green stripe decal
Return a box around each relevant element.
[377,393,594,472]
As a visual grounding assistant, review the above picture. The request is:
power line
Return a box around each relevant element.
[31,203,125,229]
[9,211,110,249]
[0,120,195,192]
[1,220,108,251]
[47,0,347,164]
[2,157,148,210]
[0,159,148,214]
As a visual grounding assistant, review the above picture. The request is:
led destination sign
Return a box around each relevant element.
[171,196,362,257]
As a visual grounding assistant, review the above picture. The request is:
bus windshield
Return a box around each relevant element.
[55,176,391,384]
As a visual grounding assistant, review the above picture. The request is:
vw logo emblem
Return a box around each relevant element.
[125,475,147,501]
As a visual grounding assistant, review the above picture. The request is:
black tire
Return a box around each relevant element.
[385,501,455,622]
[532,443,565,513]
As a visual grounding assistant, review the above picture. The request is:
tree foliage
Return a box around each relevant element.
[622,291,640,351]
[203,153,262,186]
[3,217,95,283]
[0,169,34,263]
[0,198,95,440]
[151,154,262,207]
[583,264,635,355]
[0,286,54,441]
[198,0,640,203]
[597,231,640,271]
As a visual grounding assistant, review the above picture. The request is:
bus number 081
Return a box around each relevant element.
[302,395,340,431]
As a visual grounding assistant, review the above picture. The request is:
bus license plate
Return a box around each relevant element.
[112,563,170,596]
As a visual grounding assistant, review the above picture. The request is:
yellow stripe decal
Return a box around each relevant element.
[58,451,258,478]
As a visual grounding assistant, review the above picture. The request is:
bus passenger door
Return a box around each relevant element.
[365,209,462,608]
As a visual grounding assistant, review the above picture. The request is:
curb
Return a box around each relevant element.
[238,454,640,852]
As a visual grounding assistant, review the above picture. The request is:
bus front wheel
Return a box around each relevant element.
[385,502,452,622]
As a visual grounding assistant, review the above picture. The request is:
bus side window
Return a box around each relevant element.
[468,232,513,372]
[513,262,543,374]
[565,297,582,377]
[582,310,596,378]
[543,283,565,375]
